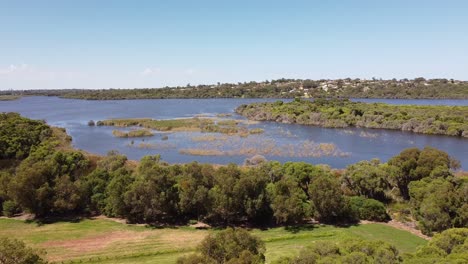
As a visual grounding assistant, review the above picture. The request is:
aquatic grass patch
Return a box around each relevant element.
[98,118,209,131]
[249,128,264,134]
[191,135,229,142]
[97,117,254,136]
[180,137,350,158]
[112,129,154,138]
[129,142,177,150]
[179,149,225,156]
[0,95,21,101]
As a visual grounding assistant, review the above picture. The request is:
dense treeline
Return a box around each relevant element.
[2,78,467,100]
[236,99,468,137]
[0,113,466,237]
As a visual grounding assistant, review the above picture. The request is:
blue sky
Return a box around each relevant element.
[1,0,467,90]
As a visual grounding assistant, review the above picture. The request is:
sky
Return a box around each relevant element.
[0,0,467,90]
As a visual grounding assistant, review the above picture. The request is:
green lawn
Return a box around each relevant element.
[0,218,427,263]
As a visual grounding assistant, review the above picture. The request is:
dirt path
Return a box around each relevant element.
[361,220,431,240]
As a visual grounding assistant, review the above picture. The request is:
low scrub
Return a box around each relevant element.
[112,129,154,138]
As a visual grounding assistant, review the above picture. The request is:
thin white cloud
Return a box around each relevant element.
[141,67,161,76]
[0,64,29,75]
[185,68,195,75]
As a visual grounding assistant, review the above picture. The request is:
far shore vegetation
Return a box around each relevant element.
[236,98,468,137]
[3,77,467,100]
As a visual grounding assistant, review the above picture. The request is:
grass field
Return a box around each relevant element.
[0,218,427,263]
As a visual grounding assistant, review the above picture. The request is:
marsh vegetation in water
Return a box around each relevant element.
[1,97,466,168]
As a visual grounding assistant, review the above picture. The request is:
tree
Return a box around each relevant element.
[343,159,390,202]
[309,173,348,223]
[386,148,420,200]
[10,150,90,216]
[409,177,467,235]
[124,157,179,223]
[282,162,326,197]
[387,147,457,200]
[233,168,272,225]
[268,177,309,224]
[0,237,47,264]
[178,162,214,221]
[178,228,265,264]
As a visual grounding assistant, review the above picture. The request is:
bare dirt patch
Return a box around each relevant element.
[42,230,151,261]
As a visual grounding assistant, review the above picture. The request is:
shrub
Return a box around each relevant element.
[349,196,389,222]
[2,200,20,217]
[177,228,265,263]
[0,237,47,264]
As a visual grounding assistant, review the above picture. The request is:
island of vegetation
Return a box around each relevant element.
[2,77,467,100]
[236,99,468,137]
[0,95,21,101]
[97,117,261,136]
[112,129,154,138]
[0,112,467,263]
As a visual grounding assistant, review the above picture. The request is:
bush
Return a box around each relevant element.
[349,196,389,222]
[2,200,20,217]
[405,228,468,263]
[177,228,265,263]
[274,238,401,263]
[0,237,47,264]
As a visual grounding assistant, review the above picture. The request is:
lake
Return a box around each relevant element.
[1,96,467,169]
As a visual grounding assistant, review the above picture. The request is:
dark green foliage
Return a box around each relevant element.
[9,78,467,100]
[0,237,47,264]
[104,168,133,217]
[123,155,179,223]
[274,238,401,263]
[81,151,129,214]
[9,146,90,216]
[268,177,309,224]
[387,147,459,200]
[0,112,51,159]
[177,254,217,264]
[178,228,265,264]
[309,173,350,223]
[343,159,390,202]
[349,196,389,222]
[236,99,468,137]
[404,228,468,263]
[408,177,467,235]
[178,162,215,221]
[2,200,20,217]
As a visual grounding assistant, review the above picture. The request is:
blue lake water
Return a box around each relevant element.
[1,96,467,169]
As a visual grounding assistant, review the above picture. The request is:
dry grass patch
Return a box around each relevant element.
[113,129,154,138]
